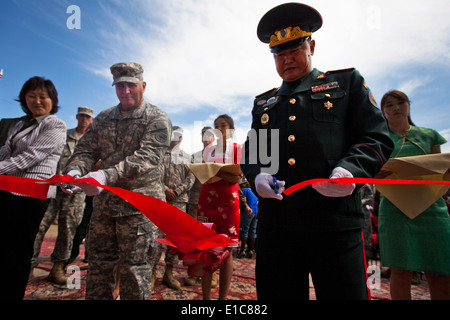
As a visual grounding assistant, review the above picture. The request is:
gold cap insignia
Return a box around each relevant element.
[269,26,312,49]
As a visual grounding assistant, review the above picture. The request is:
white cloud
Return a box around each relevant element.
[89,0,450,109]
[397,76,431,97]
[439,128,450,153]
[84,0,450,154]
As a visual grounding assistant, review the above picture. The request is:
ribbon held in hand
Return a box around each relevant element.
[45,174,238,249]
[2,172,449,273]
[283,177,450,196]
[0,174,238,276]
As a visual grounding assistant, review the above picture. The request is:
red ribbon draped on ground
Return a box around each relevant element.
[1,174,449,276]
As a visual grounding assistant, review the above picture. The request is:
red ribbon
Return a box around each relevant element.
[1,174,449,275]
[0,174,237,276]
[158,223,231,277]
[283,177,450,195]
[0,174,49,199]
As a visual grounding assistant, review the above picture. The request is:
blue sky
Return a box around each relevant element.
[1,0,449,154]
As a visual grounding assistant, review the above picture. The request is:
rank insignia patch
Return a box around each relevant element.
[364,82,378,107]
[316,73,326,80]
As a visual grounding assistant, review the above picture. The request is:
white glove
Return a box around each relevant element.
[60,170,82,194]
[254,173,285,201]
[312,167,355,197]
[76,170,107,196]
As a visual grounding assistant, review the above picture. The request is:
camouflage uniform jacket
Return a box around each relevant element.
[56,128,84,174]
[163,147,195,204]
[188,149,203,205]
[65,100,172,217]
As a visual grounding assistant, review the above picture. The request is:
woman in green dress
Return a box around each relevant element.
[378,90,450,299]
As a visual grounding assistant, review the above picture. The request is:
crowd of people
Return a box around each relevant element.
[0,2,449,301]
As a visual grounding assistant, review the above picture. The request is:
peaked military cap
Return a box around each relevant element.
[110,62,144,86]
[257,3,322,53]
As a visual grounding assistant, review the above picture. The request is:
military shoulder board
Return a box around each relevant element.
[326,67,355,75]
[256,87,280,98]
[316,68,355,80]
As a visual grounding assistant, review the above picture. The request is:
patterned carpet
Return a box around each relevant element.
[24,236,431,300]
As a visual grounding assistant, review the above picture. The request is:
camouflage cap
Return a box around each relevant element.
[110,62,144,86]
[77,106,94,117]
[171,125,183,141]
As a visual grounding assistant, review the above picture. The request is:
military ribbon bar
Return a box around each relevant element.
[311,81,339,93]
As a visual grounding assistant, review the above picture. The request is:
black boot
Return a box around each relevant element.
[246,238,256,258]
[237,238,247,258]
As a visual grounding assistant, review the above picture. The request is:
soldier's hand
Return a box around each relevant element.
[60,170,83,194]
[312,167,355,197]
[76,170,107,196]
[254,173,285,200]
[165,188,177,202]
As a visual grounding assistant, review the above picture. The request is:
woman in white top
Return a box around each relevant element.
[0,76,66,299]
[198,114,242,300]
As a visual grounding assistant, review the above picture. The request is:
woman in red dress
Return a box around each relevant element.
[198,114,242,300]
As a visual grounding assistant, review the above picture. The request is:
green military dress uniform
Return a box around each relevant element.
[245,67,393,231]
[243,67,393,300]
[241,3,394,300]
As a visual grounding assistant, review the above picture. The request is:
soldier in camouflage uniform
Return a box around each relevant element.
[62,62,172,300]
[187,126,215,219]
[30,106,94,284]
[159,126,195,290]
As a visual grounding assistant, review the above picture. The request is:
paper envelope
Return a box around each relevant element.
[375,153,450,219]
[187,163,242,184]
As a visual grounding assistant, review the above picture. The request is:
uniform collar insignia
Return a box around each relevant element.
[316,73,326,79]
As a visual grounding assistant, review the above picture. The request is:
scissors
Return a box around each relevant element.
[272,176,279,194]
[36,181,75,190]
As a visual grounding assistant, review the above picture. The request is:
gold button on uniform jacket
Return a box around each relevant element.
[242,68,393,232]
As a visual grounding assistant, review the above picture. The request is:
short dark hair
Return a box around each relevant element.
[16,76,60,116]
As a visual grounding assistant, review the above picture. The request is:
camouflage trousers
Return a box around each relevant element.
[31,189,86,268]
[85,205,163,300]
[187,203,198,219]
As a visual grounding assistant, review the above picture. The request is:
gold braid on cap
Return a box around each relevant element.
[269,26,312,48]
